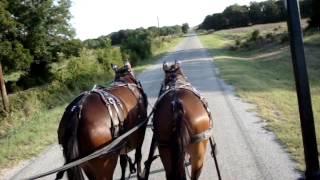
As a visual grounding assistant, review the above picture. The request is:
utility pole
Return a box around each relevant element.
[157,16,160,36]
[0,63,9,113]
[285,0,320,179]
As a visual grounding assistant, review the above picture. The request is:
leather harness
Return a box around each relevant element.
[72,81,146,139]
[154,79,214,145]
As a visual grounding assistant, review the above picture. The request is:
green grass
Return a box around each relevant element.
[198,22,320,170]
[0,36,183,170]
[0,106,64,166]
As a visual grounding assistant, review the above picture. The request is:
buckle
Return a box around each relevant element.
[108,97,115,104]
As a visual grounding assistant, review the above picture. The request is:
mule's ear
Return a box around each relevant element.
[124,61,132,70]
[111,64,118,72]
[174,60,181,69]
[163,61,169,71]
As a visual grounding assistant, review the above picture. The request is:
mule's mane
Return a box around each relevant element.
[114,67,138,85]
[164,66,188,88]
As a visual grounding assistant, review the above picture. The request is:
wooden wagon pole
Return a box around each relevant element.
[0,63,9,113]
[285,0,320,179]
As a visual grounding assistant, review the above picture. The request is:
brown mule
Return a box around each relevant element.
[56,62,148,180]
[153,61,213,180]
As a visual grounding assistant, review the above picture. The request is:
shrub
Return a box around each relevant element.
[120,31,152,66]
[266,33,274,39]
[280,33,289,44]
[97,47,122,72]
[250,29,260,41]
[235,39,241,46]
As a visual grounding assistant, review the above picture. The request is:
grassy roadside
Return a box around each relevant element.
[198,22,320,170]
[0,36,184,170]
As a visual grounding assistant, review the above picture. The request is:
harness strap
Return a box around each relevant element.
[25,116,152,180]
[190,128,213,144]
[110,95,124,132]
[156,128,213,147]
[109,82,144,108]
[90,82,146,139]
[156,85,213,125]
[154,83,215,146]
[90,89,125,138]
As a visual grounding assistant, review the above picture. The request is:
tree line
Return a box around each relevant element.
[84,24,189,66]
[0,0,82,87]
[0,0,189,91]
[198,0,319,31]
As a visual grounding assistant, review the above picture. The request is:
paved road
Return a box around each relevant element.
[8,34,301,180]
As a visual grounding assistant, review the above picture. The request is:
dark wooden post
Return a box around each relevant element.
[285,0,320,179]
[0,64,9,112]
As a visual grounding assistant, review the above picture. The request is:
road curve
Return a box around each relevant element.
[8,34,301,180]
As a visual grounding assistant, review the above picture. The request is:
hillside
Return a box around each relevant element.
[199,21,320,170]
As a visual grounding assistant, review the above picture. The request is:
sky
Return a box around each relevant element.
[70,0,264,40]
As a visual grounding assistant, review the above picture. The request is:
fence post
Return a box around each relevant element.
[0,64,9,113]
[285,0,320,179]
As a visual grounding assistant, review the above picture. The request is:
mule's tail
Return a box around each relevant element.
[56,98,85,180]
[171,98,190,180]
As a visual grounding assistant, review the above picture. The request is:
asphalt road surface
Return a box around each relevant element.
[8,34,301,180]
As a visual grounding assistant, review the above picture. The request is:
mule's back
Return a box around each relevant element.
[153,61,213,180]
[57,62,148,180]
[153,89,211,146]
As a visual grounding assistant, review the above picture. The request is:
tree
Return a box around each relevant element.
[260,0,282,23]
[249,2,264,24]
[198,0,288,31]
[147,26,159,37]
[0,63,9,112]
[109,30,130,45]
[223,4,250,28]
[0,41,33,73]
[0,0,33,73]
[58,39,82,58]
[7,0,75,85]
[182,23,189,33]
[120,31,152,65]
[212,13,229,30]
[84,36,111,49]
[300,0,313,18]
[308,0,320,29]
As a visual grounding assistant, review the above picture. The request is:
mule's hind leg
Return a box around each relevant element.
[135,125,147,179]
[158,147,175,180]
[188,140,208,180]
[82,155,118,180]
[135,146,142,178]
[82,165,95,180]
[120,155,127,180]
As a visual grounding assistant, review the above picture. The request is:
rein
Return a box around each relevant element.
[151,74,222,180]
[24,107,156,180]
[25,77,150,180]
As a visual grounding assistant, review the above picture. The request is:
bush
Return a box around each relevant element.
[280,33,289,44]
[235,39,241,46]
[16,61,53,89]
[250,29,260,41]
[0,41,33,74]
[266,33,273,39]
[5,81,20,94]
[97,47,122,72]
[120,31,152,66]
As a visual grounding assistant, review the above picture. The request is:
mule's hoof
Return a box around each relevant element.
[130,167,137,174]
